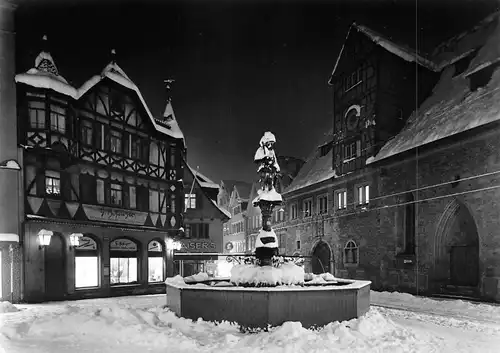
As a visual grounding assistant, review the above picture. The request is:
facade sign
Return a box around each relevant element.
[225,242,234,251]
[75,236,97,251]
[148,241,162,252]
[110,238,137,251]
[179,239,217,253]
[83,204,148,225]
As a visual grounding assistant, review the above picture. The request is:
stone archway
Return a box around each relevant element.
[434,199,479,288]
[311,241,332,274]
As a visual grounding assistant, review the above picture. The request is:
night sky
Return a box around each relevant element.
[15,0,499,183]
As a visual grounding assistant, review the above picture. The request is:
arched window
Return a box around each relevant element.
[74,235,99,288]
[110,238,139,285]
[404,193,416,254]
[344,240,359,265]
[147,240,164,283]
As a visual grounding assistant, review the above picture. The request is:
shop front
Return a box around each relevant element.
[23,219,169,303]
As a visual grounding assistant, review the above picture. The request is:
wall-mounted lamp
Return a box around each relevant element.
[166,238,182,251]
[38,229,53,249]
[0,159,21,171]
[69,233,83,249]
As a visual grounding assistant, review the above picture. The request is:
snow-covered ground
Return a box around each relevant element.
[1,291,500,353]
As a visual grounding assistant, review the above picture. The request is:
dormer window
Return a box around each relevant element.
[343,140,361,162]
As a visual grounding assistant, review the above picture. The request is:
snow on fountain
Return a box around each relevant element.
[230,131,305,287]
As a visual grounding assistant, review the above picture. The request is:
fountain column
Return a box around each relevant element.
[253,132,282,267]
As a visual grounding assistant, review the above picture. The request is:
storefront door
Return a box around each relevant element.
[44,234,66,301]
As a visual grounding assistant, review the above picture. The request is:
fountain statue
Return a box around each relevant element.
[229,132,304,287]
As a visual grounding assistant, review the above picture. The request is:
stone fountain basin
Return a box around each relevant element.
[166,279,371,329]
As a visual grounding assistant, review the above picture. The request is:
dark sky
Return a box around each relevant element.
[15,0,499,183]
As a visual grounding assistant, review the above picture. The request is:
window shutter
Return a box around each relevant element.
[36,169,46,197]
[61,171,72,200]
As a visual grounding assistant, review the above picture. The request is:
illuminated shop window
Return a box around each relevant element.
[148,240,164,283]
[74,235,99,288]
[110,238,138,285]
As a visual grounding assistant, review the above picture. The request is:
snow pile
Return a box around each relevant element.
[165,275,186,286]
[253,187,283,203]
[184,272,210,283]
[0,301,20,313]
[230,263,304,286]
[305,272,338,284]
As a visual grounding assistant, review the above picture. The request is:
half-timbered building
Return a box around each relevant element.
[13,39,186,302]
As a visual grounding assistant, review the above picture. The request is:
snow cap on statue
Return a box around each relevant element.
[255,228,278,249]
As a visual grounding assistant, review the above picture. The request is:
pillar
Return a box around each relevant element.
[0,1,22,303]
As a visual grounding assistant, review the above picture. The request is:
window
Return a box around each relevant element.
[159,190,166,213]
[110,183,122,206]
[278,233,286,253]
[296,240,301,250]
[187,223,209,239]
[302,199,312,217]
[357,185,370,205]
[96,179,105,204]
[110,238,138,285]
[45,170,61,196]
[129,186,137,209]
[318,195,328,214]
[404,193,416,254]
[185,193,196,209]
[290,203,298,220]
[148,240,164,283]
[149,189,159,212]
[131,136,142,159]
[232,205,241,215]
[74,235,99,288]
[336,190,347,210]
[94,123,104,150]
[344,67,362,92]
[29,101,45,129]
[110,130,122,154]
[231,221,244,234]
[80,120,93,145]
[50,104,66,133]
[343,141,360,161]
[319,143,332,157]
[344,240,359,264]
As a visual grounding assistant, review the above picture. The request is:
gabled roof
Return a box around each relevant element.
[368,12,500,164]
[283,129,336,195]
[221,180,252,200]
[184,160,231,221]
[15,46,184,141]
[328,22,438,84]
[188,165,219,189]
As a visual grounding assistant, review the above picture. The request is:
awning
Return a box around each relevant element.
[0,233,19,242]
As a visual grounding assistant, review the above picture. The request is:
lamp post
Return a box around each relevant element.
[166,237,182,278]
[253,132,283,267]
[38,229,53,250]
[69,233,83,249]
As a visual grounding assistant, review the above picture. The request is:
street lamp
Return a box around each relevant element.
[0,159,21,171]
[38,229,53,249]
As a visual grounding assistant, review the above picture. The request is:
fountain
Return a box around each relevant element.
[166,132,371,330]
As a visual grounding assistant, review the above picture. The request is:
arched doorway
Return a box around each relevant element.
[435,199,479,288]
[44,232,66,300]
[312,241,331,274]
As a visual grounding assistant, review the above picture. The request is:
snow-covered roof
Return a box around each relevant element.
[328,22,438,84]
[15,49,184,141]
[184,161,230,221]
[369,14,500,164]
[188,165,219,189]
[283,129,337,195]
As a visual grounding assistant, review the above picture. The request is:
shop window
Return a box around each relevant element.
[29,100,45,129]
[74,235,99,288]
[344,240,359,265]
[148,240,164,283]
[110,238,139,285]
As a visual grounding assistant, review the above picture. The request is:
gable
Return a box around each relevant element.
[77,79,151,131]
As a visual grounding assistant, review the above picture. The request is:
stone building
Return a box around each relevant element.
[281,12,500,302]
